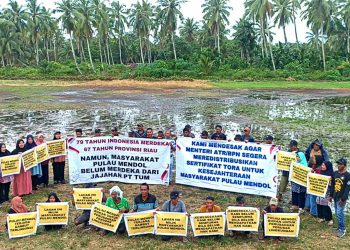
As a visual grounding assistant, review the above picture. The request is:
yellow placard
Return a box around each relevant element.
[276,151,296,171]
[35,144,49,163]
[89,203,123,232]
[226,207,260,231]
[155,212,188,236]
[307,173,331,198]
[73,188,103,210]
[290,162,311,187]
[37,202,69,225]
[22,148,38,171]
[0,155,21,177]
[264,213,300,237]
[7,212,38,239]
[190,212,225,237]
[124,211,155,236]
[47,139,66,158]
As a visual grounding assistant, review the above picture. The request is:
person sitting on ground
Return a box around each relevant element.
[242,127,255,142]
[232,195,250,238]
[132,183,159,212]
[101,186,129,236]
[201,131,209,139]
[160,191,187,241]
[261,198,284,241]
[199,196,221,213]
[211,125,227,140]
[45,192,63,231]
[8,196,29,214]
[134,124,146,138]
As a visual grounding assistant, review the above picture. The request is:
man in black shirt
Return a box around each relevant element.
[211,125,227,140]
[330,158,350,238]
[135,124,147,138]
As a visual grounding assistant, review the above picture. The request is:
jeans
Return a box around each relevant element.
[306,194,317,216]
[334,200,347,232]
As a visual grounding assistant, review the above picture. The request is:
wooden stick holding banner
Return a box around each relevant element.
[289,162,311,187]
[0,155,21,177]
[154,212,188,236]
[124,211,155,236]
[22,148,38,172]
[37,202,69,225]
[226,207,260,232]
[73,188,103,210]
[264,213,300,237]
[89,203,123,232]
[276,151,296,171]
[47,139,66,158]
[190,212,226,237]
[7,212,38,239]
[307,173,331,198]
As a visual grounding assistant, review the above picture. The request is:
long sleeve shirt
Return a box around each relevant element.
[331,171,350,201]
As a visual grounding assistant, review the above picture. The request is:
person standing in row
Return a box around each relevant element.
[0,143,13,203]
[135,124,147,138]
[211,125,227,140]
[25,135,42,191]
[36,133,49,187]
[12,139,32,196]
[52,132,66,184]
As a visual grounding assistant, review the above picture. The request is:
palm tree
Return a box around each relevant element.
[273,0,293,44]
[55,0,82,74]
[202,0,232,57]
[180,18,198,42]
[291,0,300,46]
[233,18,256,63]
[0,18,21,66]
[341,0,350,60]
[157,0,187,60]
[303,0,331,71]
[111,1,128,64]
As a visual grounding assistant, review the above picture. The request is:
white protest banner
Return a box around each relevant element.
[176,138,278,197]
[68,137,171,185]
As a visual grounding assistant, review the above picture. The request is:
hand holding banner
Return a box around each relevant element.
[290,162,311,187]
[37,202,69,225]
[226,207,260,231]
[0,155,21,177]
[7,212,38,239]
[264,213,300,237]
[155,212,188,236]
[190,212,225,237]
[89,203,123,232]
[73,188,103,210]
[22,148,38,171]
[307,173,331,198]
[276,151,296,171]
[124,211,155,236]
[47,139,66,158]
[35,144,49,163]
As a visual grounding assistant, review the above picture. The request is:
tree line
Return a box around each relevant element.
[0,0,349,77]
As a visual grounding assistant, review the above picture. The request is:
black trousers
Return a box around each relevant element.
[0,182,11,202]
[317,204,332,221]
[40,164,49,185]
[31,175,39,189]
[53,162,65,182]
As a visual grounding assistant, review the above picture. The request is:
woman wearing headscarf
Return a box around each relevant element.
[101,186,129,236]
[12,139,32,196]
[36,133,49,187]
[52,132,66,184]
[25,135,42,191]
[316,161,334,225]
[291,149,308,213]
[44,192,63,231]
[0,143,13,203]
[8,196,29,214]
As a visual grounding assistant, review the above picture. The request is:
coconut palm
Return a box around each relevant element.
[233,18,256,63]
[111,1,128,64]
[273,0,293,44]
[180,18,199,42]
[291,0,300,46]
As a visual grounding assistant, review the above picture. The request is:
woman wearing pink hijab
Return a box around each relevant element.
[8,196,29,214]
[36,133,49,187]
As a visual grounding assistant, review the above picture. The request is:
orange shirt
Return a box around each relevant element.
[199,205,221,213]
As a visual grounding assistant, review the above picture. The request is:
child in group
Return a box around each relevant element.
[45,192,63,231]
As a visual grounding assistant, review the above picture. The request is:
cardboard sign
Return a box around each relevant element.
[89,203,123,232]
[155,212,188,236]
[226,207,260,231]
[47,139,66,158]
[290,162,311,187]
[0,155,21,177]
[124,211,155,236]
[73,188,103,210]
[35,144,49,163]
[22,148,38,171]
[37,202,69,225]
[307,173,331,198]
[190,212,225,237]
[276,151,296,171]
[264,213,300,237]
[7,212,38,239]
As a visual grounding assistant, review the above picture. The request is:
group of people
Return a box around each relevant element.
[0,132,66,204]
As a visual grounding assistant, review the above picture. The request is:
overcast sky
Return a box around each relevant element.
[1,0,309,43]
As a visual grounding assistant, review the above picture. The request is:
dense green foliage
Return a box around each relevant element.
[1,0,350,81]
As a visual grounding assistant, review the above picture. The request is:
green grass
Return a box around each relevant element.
[210,81,350,89]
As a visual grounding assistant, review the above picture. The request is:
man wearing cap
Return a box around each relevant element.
[111,127,119,137]
[330,158,350,238]
[134,124,147,138]
[184,124,195,138]
[211,125,227,140]
[261,198,284,240]
[201,131,209,139]
[265,135,274,145]
[242,127,254,142]
[199,196,221,213]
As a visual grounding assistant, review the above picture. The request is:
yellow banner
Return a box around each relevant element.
[35,144,49,163]
[307,173,331,198]
[47,139,66,158]
[124,211,155,236]
[190,212,225,237]
[155,212,188,236]
[290,162,311,187]
[276,151,296,171]
[73,188,103,210]
[226,207,260,231]
[264,213,300,237]
[89,203,123,232]
[37,202,69,225]
[7,212,38,239]
[22,148,38,171]
[0,155,21,177]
